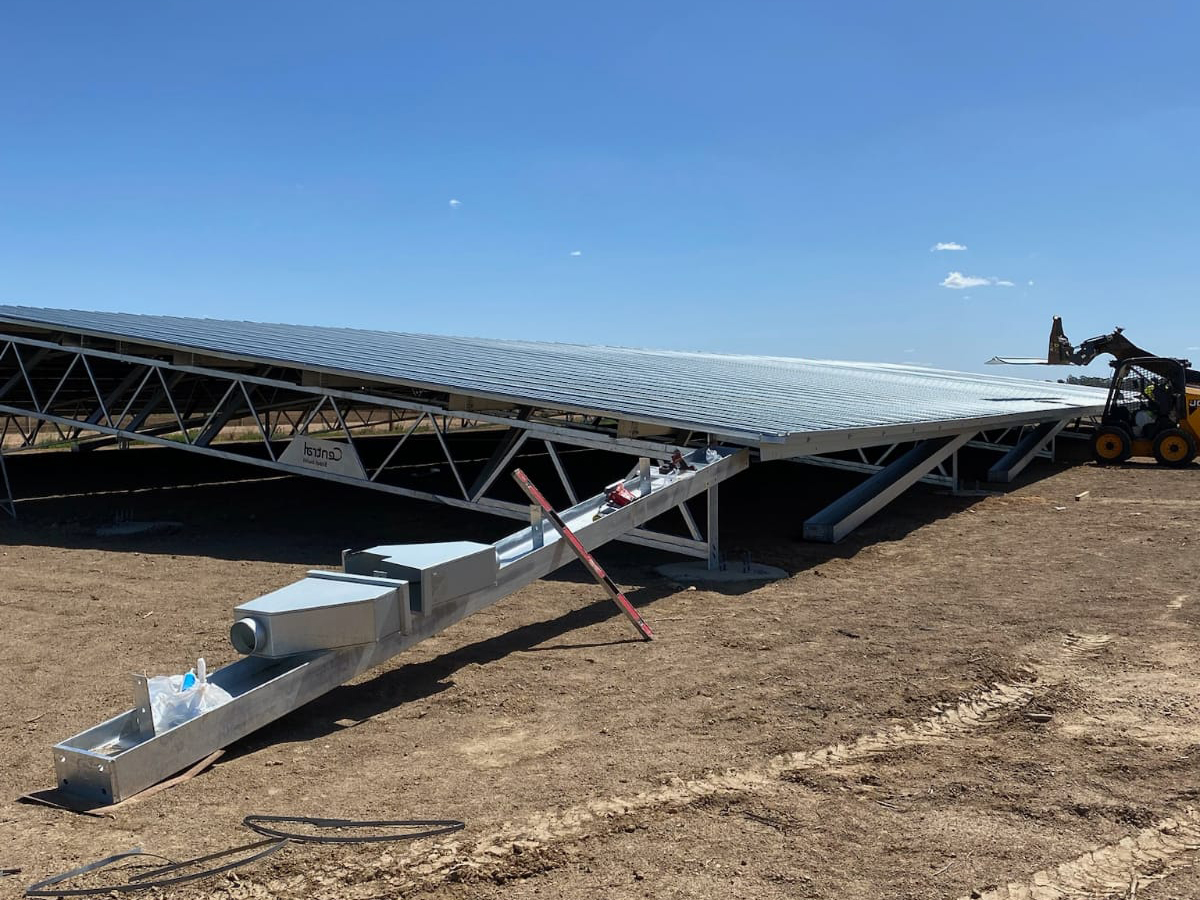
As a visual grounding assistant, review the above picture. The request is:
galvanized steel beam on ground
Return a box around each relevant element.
[53,448,748,805]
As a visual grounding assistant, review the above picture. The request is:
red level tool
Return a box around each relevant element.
[512,468,654,641]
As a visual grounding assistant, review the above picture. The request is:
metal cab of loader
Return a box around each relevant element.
[1093,356,1200,467]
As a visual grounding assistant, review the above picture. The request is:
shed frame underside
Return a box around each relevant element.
[0,328,1101,545]
[0,332,721,558]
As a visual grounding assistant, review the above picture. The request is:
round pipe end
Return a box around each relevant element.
[230,617,265,655]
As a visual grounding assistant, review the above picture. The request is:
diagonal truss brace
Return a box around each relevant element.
[803,431,974,543]
[986,419,1066,483]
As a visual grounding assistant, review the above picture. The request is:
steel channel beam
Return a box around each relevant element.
[802,432,974,543]
[789,453,956,488]
[986,419,1067,484]
[53,449,749,803]
[965,439,1049,457]
[621,528,708,558]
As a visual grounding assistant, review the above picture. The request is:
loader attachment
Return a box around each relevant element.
[1047,316,1073,365]
[990,316,1155,368]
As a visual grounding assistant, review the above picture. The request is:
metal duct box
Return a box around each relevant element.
[231,572,410,658]
[343,541,498,613]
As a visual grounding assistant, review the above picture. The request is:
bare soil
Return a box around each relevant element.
[1,447,1198,899]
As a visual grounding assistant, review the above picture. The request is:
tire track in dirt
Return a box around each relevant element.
[961,809,1200,900]
[1060,632,1115,658]
[319,632,1113,894]
[330,678,1036,894]
[1091,498,1200,508]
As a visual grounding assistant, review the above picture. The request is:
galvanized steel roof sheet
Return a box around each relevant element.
[0,306,1106,445]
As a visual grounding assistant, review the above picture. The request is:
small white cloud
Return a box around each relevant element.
[931,241,967,252]
[569,250,582,257]
[1028,280,1035,286]
[941,272,989,289]
[903,348,916,354]
[941,271,1015,289]
[449,198,462,207]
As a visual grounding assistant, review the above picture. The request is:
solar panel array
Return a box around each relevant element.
[0,305,1105,445]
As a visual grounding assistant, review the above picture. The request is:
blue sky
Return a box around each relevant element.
[1,3,1197,375]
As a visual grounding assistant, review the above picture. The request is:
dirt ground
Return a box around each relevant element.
[1,445,1198,899]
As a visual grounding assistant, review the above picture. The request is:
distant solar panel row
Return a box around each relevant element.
[0,305,1105,446]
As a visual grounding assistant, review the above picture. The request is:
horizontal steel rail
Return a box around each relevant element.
[762,408,1103,460]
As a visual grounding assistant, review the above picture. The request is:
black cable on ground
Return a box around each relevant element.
[24,840,286,897]
[26,813,465,896]
[242,815,465,844]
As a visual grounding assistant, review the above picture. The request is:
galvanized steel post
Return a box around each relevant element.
[0,443,13,518]
[706,484,719,570]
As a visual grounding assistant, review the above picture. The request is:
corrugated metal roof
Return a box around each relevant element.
[0,305,1106,446]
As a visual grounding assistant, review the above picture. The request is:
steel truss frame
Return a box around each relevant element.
[0,333,717,559]
[791,421,1067,490]
[793,441,958,488]
[795,418,1081,544]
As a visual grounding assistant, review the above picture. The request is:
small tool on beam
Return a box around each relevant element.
[511,468,654,641]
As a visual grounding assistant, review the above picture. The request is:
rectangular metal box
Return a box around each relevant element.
[233,571,410,658]
[343,541,498,613]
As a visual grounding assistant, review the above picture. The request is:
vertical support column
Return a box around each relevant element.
[0,442,14,518]
[638,457,651,498]
[706,483,720,570]
[530,504,544,549]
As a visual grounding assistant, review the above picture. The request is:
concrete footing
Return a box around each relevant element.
[656,560,787,584]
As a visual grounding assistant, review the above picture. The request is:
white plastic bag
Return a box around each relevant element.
[147,658,233,732]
